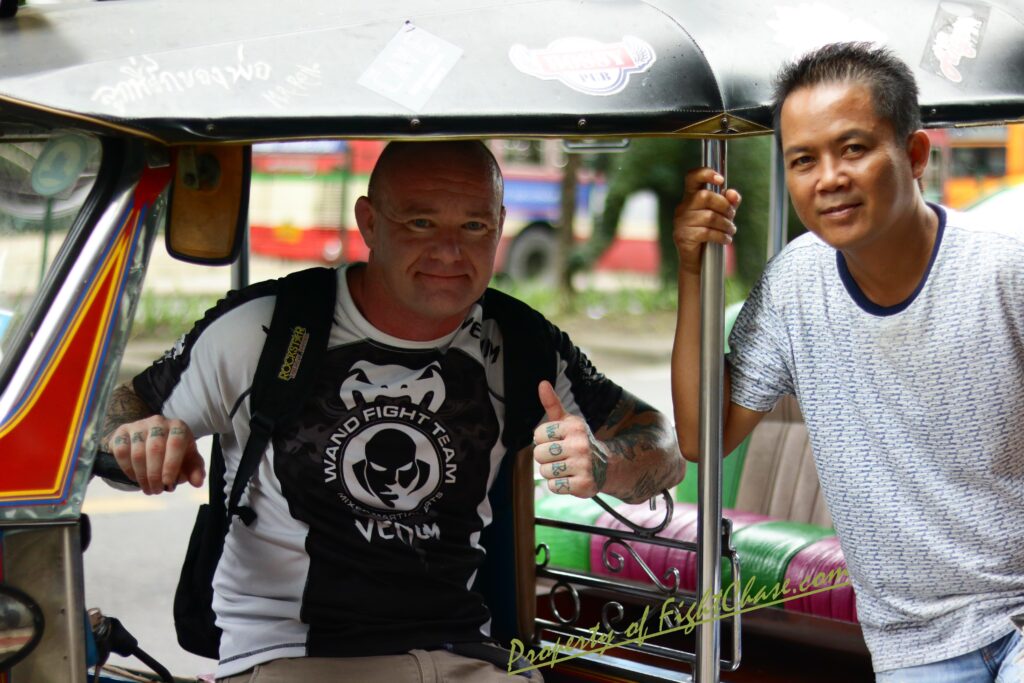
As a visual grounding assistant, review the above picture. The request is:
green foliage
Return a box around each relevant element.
[130,278,751,339]
[131,291,217,338]
[580,137,804,291]
[492,275,748,319]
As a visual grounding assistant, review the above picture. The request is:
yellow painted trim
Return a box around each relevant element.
[0,218,134,500]
[0,94,166,144]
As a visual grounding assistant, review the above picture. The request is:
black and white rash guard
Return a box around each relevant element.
[134,265,622,677]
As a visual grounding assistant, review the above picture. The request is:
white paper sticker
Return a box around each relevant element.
[358,22,463,112]
[922,1,989,84]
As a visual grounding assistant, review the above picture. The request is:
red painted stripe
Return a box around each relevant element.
[0,164,168,502]
[0,234,122,498]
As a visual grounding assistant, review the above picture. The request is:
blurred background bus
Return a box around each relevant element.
[247,139,662,283]
[924,123,1024,208]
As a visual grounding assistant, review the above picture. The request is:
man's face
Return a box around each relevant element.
[780,80,926,254]
[356,146,504,338]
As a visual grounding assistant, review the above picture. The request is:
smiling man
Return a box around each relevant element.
[671,43,1024,681]
[103,140,682,683]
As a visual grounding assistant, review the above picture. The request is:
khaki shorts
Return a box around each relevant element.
[218,648,543,683]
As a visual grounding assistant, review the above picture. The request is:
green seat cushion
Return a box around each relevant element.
[675,437,749,508]
[730,521,835,607]
[723,300,746,355]
[534,495,605,572]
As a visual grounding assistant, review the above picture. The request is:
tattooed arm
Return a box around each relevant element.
[100,382,157,448]
[533,381,683,504]
[591,392,683,503]
[101,382,206,495]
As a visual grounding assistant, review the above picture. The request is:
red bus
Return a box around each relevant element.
[247,140,662,282]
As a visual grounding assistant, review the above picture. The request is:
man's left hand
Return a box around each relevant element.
[533,380,609,498]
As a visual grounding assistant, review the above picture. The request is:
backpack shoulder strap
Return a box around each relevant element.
[476,288,557,645]
[482,288,557,452]
[227,267,336,526]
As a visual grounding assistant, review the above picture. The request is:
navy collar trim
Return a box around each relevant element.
[835,203,946,317]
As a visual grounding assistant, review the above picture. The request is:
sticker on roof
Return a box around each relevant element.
[358,22,463,112]
[921,1,989,84]
[509,36,656,97]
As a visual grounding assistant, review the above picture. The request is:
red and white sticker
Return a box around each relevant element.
[509,36,656,96]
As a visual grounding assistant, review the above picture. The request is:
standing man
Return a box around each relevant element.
[104,140,683,682]
[672,43,1024,681]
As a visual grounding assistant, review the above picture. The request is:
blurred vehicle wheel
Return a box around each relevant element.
[505,223,557,285]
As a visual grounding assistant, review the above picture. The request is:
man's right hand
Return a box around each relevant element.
[672,167,742,276]
[108,417,205,495]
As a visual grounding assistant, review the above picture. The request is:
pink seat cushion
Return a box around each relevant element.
[590,502,771,591]
[783,536,858,623]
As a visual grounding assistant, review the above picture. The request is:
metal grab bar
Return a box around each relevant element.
[533,512,742,674]
[696,138,727,683]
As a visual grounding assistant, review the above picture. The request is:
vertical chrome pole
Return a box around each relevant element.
[232,220,250,290]
[695,139,726,683]
[767,136,788,261]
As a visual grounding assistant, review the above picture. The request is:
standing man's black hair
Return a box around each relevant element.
[772,42,922,142]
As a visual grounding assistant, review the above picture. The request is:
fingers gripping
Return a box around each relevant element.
[110,416,203,495]
[673,167,743,274]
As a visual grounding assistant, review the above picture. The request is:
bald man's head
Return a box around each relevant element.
[367,141,503,209]
[351,139,507,340]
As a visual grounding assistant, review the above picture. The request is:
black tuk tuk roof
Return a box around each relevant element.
[0,0,1022,144]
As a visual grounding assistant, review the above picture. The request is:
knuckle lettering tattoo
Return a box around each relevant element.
[113,435,128,446]
[548,443,563,456]
[546,423,558,439]
[169,426,186,436]
[131,432,144,444]
[554,478,570,494]
[150,427,166,438]
[552,461,567,476]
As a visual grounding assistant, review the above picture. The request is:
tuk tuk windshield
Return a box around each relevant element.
[0,125,102,363]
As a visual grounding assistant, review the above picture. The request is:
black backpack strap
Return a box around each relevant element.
[227,267,336,526]
[476,288,557,645]
[484,288,557,452]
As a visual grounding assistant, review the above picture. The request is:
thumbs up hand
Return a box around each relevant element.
[533,380,609,498]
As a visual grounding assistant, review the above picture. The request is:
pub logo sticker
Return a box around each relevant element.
[509,36,656,96]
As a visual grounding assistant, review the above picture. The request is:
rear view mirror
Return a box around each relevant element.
[166,145,250,265]
[0,583,44,671]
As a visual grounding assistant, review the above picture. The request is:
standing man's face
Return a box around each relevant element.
[780,80,929,254]
[355,146,505,339]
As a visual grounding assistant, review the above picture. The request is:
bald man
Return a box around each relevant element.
[103,141,682,682]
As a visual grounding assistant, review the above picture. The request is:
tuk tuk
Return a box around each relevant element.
[1,1,1022,682]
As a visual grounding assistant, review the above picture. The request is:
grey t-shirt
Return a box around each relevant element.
[728,205,1024,672]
